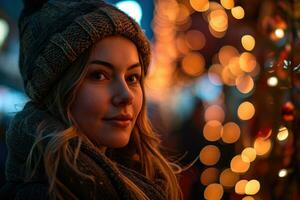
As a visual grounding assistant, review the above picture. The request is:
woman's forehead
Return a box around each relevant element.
[90,36,139,58]
[87,36,141,71]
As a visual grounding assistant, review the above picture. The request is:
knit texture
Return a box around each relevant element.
[2,101,166,199]
[19,0,151,101]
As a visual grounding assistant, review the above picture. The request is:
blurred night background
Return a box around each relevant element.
[1,0,300,199]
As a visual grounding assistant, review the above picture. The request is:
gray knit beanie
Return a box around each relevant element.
[19,0,151,102]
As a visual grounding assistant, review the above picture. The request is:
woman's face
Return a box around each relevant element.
[71,36,143,148]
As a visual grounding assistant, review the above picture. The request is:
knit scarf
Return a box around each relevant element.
[5,101,166,199]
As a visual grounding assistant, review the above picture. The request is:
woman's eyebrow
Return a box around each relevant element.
[88,60,141,70]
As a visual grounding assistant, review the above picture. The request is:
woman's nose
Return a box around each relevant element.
[111,80,134,106]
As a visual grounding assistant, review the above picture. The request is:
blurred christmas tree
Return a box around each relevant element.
[246,0,300,199]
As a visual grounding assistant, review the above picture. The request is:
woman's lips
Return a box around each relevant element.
[104,119,131,128]
[102,114,133,128]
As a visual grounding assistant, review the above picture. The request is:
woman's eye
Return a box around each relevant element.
[127,74,140,84]
[90,71,107,80]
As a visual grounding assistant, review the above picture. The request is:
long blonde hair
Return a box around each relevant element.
[26,45,182,200]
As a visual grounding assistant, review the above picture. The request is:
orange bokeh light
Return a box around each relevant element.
[219,168,239,188]
[241,35,255,51]
[237,101,255,120]
[185,30,206,50]
[204,183,224,200]
[203,120,223,141]
[181,52,205,76]
[235,179,248,194]
[236,75,254,94]
[200,167,219,185]
[231,6,245,19]
[199,145,221,166]
[220,0,235,9]
[218,45,239,66]
[204,105,225,122]
[254,137,272,156]
[230,155,250,173]
[222,122,241,144]
[239,52,257,72]
[190,0,209,12]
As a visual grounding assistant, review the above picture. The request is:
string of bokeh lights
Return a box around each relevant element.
[149,0,292,199]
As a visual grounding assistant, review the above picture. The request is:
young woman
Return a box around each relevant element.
[0,0,182,199]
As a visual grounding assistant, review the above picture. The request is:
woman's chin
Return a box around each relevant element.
[110,139,131,149]
[99,135,131,149]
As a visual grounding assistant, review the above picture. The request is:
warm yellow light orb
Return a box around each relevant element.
[181,52,205,76]
[204,183,224,200]
[209,10,228,32]
[190,0,209,12]
[230,155,250,173]
[239,52,257,72]
[199,145,221,166]
[254,137,272,156]
[231,6,245,19]
[236,75,254,94]
[219,168,239,188]
[267,76,278,87]
[218,45,239,66]
[237,101,255,120]
[220,0,234,9]
[241,147,256,162]
[203,120,223,141]
[278,169,288,178]
[228,57,244,76]
[241,35,255,51]
[275,28,285,39]
[277,126,289,141]
[242,197,255,200]
[245,180,260,195]
[222,65,236,86]
[209,25,227,38]
[221,122,241,144]
[200,167,219,185]
[235,179,248,194]
[185,30,206,50]
[205,105,225,122]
